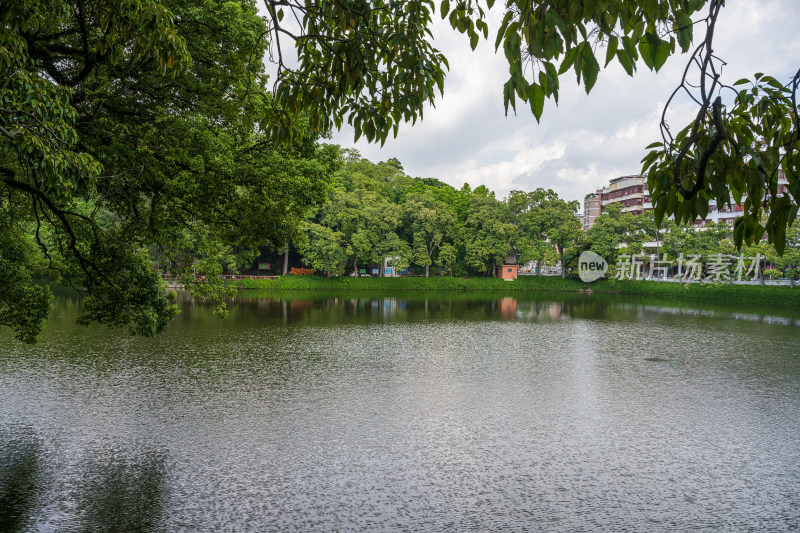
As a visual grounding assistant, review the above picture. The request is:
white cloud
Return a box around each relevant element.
[429,139,568,196]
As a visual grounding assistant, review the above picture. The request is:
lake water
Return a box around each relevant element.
[2,291,799,531]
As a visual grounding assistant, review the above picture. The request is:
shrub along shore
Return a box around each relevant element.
[237,276,799,306]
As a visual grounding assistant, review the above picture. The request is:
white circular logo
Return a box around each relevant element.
[578,251,608,283]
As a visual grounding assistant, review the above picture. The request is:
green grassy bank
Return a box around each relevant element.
[237,275,800,306]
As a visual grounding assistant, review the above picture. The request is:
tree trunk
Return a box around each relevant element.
[560,249,566,279]
[353,258,358,277]
[282,243,289,275]
[425,264,430,277]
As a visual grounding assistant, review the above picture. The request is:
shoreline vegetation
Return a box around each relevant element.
[236,276,799,306]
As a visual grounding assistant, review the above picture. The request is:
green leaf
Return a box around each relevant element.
[653,38,672,71]
[616,49,634,76]
[529,82,545,122]
[581,46,600,93]
[495,11,514,51]
[605,36,618,67]
[621,35,638,62]
[697,196,709,220]
[675,12,692,51]
[638,33,657,70]
[654,198,667,226]
[559,46,579,75]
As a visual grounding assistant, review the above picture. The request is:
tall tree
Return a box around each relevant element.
[403,191,457,277]
[586,204,629,266]
[296,223,350,276]
[543,199,582,279]
[2,0,337,341]
[464,195,517,276]
[510,188,569,274]
[436,242,459,277]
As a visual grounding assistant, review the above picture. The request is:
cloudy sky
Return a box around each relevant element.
[313,0,799,210]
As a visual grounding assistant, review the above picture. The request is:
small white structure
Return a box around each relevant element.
[383,256,401,277]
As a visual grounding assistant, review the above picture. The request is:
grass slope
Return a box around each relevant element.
[237,276,799,306]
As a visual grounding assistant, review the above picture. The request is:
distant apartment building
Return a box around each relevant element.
[582,193,602,231]
[603,175,649,215]
[582,171,789,230]
[582,175,647,230]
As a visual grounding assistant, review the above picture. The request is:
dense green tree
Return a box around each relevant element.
[436,242,459,276]
[354,192,403,276]
[403,191,457,277]
[315,159,410,275]
[463,195,517,276]
[510,188,578,275]
[773,226,800,286]
[586,204,629,266]
[2,0,337,341]
[381,233,414,275]
[509,189,552,273]
[661,221,730,263]
[0,216,52,343]
[544,200,582,279]
[296,222,350,276]
[401,180,471,222]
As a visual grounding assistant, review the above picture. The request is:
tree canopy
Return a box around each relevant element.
[2,0,337,342]
[296,155,584,279]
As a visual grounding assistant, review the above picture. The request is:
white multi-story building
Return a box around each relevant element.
[583,171,790,230]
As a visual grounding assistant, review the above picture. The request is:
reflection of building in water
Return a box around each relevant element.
[498,297,517,319]
[382,298,399,319]
[517,300,564,321]
[289,300,313,312]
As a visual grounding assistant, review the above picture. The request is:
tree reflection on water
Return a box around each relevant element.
[0,433,168,532]
[73,448,167,533]
[0,432,41,533]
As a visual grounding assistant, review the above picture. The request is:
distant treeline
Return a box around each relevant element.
[258,150,800,281]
